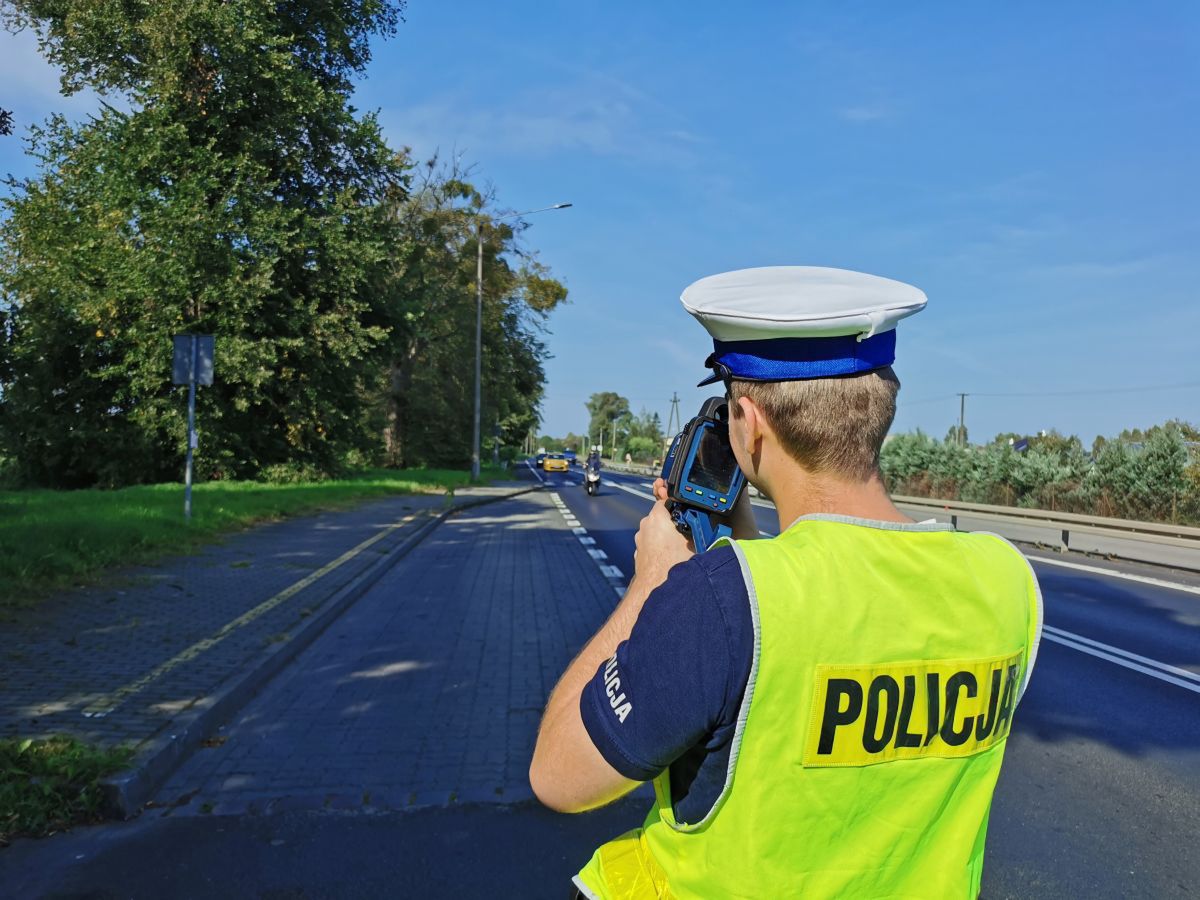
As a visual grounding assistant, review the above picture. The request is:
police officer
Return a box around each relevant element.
[530,266,1043,899]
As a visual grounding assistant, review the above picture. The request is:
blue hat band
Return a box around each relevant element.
[699,330,896,385]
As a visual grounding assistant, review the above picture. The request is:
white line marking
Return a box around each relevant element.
[578,536,596,546]
[1043,625,1200,685]
[1043,628,1200,695]
[600,565,624,579]
[571,527,587,536]
[1025,555,1200,598]
[607,481,655,501]
[525,460,546,484]
[587,548,608,560]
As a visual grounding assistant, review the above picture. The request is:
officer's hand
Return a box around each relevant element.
[633,479,695,587]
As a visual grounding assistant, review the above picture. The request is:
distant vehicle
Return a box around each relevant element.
[535,452,548,467]
[543,453,569,473]
[563,450,578,466]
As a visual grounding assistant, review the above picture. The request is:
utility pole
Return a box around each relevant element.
[666,392,681,437]
[957,393,968,447]
[611,417,618,459]
[471,218,484,481]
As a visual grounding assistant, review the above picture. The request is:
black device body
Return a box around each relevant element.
[659,397,747,551]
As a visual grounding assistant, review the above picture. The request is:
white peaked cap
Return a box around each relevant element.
[681,266,927,343]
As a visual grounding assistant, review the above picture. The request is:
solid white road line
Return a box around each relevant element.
[605,480,656,501]
[525,459,546,484]
[1025,554,1200,598]
[1042,625,1200,695]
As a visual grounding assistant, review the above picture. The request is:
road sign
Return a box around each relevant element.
[173,334,214,386]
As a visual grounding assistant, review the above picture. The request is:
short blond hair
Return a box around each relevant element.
[729,367,899,481]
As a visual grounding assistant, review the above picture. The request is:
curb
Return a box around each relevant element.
[101,483,542,819]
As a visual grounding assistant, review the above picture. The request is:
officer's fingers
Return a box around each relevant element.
[653,478,669,503]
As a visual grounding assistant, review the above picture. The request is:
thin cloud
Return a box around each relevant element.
[837,104,894,123]
[378,72,705,168]
[1029,255,1168,279]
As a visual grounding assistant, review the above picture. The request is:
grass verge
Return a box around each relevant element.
[0,466,507,606]
[0,736,133,843]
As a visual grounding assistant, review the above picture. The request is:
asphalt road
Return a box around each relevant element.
[536,463,1200,898]
[3,466,1195,898]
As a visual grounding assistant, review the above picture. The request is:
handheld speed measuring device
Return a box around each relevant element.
[660,397,747,552]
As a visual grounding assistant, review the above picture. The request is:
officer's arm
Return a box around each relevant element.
[530,490,692,813]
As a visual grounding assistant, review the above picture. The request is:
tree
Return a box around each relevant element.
[586,392,630,450]
[0,108,12,136]
[1,1,409,486]
[372,160,566,468]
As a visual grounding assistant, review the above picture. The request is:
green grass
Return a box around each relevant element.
[0,736,133,843]
[0,466,505,606]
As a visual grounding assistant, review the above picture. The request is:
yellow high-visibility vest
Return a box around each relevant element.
[575,516,1042,899]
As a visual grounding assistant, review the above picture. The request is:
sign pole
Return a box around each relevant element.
[185,336,198,520]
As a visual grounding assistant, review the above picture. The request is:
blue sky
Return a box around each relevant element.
[2,2,1198,446]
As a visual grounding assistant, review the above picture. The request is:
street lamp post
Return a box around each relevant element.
[471,202,571,481]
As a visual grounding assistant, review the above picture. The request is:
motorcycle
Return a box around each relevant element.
[585,468,601,496]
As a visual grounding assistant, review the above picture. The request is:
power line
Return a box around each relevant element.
[971,380,1200,399]
[903,380,1200,407]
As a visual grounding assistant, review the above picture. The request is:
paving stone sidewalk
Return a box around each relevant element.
[151,489,623,816]
[0,484,529,752]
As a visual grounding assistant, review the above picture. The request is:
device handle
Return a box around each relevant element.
[677,507,732,553]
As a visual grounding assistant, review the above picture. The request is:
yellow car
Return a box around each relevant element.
[542,453,570,472]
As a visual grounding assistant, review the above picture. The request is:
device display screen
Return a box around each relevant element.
[688,425,738,495]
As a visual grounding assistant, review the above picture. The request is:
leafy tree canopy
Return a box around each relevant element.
[0,1,410,486]
[586,392,630,446]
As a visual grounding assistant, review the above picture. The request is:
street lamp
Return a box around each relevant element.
[472,202,572,481]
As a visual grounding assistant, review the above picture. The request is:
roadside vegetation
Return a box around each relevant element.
[881,422,1200,525]
[0,736,132,843]
[549,390,1200,527]
[0,467,504,606]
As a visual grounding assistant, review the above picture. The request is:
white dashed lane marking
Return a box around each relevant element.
[550,491,625,598]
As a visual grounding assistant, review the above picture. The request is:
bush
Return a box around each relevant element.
[259,462,334,485]
[881,423,1199,525]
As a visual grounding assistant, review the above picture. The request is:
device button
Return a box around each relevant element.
[695,490,705,497]
[684,486,693,492]
[718,497,727,504]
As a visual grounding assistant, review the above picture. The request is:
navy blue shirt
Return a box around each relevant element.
[580,545,754,825]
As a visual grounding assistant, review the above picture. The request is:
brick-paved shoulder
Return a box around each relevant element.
[0,484,527,751]
[153,489,621,815]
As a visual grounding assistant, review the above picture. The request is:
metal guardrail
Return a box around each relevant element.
[598,461,1200,572]
[892,496,1200,572]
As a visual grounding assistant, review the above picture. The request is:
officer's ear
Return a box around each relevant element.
[731,394,766,456]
